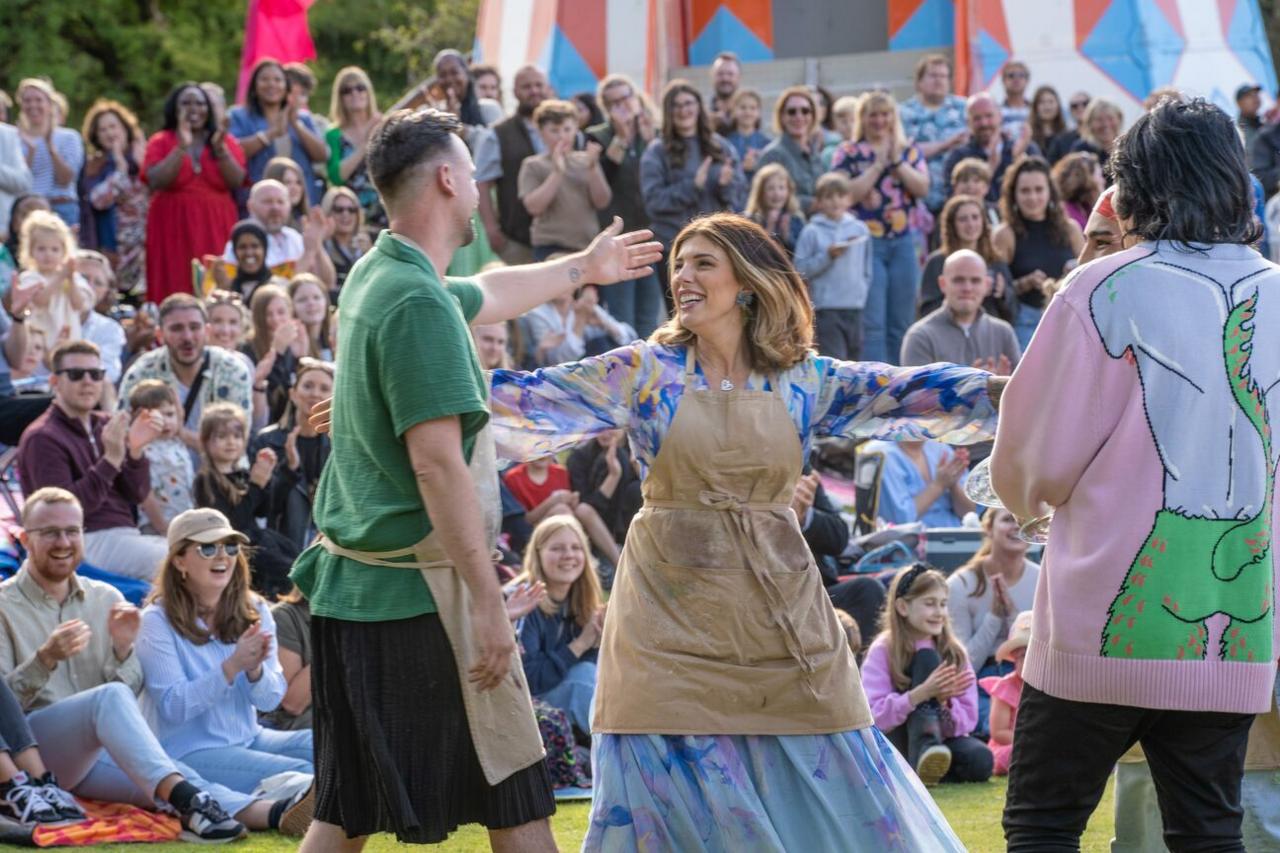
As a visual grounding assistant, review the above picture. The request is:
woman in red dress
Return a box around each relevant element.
[143,82,246,304]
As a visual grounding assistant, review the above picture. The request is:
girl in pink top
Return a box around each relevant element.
[863,564,993,786]
[978,610,1032,776]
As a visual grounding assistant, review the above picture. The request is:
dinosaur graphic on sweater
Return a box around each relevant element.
[1090,262,1276,661]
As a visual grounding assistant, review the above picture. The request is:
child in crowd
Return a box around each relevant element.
[518,99,612,261]
[863,564,993,786]
[193,403,296,597]
[131,379,195,536]
[950,158,999,226]
[978,610,1031,776]
[17,210,90,350]
[724,88,770,179]
[744,163,805,255]
[503,454,622,568]
[10,327,47,389]
[793,172,872,360]
[511,515,606,737]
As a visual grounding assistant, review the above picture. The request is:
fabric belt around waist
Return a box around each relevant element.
[315,533,501,570]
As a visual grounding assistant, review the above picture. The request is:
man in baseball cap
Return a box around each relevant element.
[1236,83,1263,150]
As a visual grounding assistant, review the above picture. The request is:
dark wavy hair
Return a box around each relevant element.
[999,155,1074,248]
[1110,98,1260,246]
[161,82,217,134]
[660,79,724,170]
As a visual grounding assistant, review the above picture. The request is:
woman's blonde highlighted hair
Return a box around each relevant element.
[514,515,603,629]
[651,213,814,372]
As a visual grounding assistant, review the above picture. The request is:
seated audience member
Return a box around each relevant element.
[17,210,90,352]
[1052,151,1104,231]
[9,327,47,389]
[525,281,632,367]
[793,172,872,360]
[0,488,278,840]
[1,278,53,446]
[319,187,364,295]
[978,610,1031,776]
[519,99,612,261]
[744,163,804,254]
[503,455,621,569]
[288,275,335,361]
[221,180,335,290]
[901,250,1020,371]
[0,676,84,824]
[17,340,166,581]
[262,588,312,731]
[862,438,974,529]
[250,358,333,551]
[210,220,273,300]
[917,195,1016,322]
[243,282,305,424]
[136,508,313,835]
[566,430,640,551]
[863,565,992,786]
[512,516,605,736]
[130,380,195,536]
[118,293,255,461]
[263,157,309,232]
[75,251,126,393]
[947,508,1039,737]
[194,403,295,598]
[575,284,635,356]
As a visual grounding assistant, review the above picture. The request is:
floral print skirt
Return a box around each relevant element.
[583,727,963,852]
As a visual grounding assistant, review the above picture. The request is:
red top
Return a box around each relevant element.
[503,463,570,511]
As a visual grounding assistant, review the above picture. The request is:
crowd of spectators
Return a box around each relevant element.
[0,43,1275,834]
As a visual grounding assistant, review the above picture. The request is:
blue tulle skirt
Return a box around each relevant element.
[583,727,964,852]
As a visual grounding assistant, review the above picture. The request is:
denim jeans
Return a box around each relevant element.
[179,727,314,796]
[865,233,920,364]
[0,678,36,756]
[1013,303,1044,351]
[601,271,666,340]
[535,660,596,735]
[26,682,256,816]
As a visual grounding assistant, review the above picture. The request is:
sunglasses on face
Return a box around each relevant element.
[330,205,359,214]
[195,541,241,558]
[56,367,105,382]
[785,106,813,116]
[339,84,368,96]
[1070,101,1089,110]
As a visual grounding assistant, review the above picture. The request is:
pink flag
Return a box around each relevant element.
[236,0,317,103]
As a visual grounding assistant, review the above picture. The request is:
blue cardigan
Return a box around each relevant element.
[518,604,597,695]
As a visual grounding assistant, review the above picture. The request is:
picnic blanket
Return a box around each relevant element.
[0,799,180,847]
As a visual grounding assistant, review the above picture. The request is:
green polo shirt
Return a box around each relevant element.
[291,231,489,621]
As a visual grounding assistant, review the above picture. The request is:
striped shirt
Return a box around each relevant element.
[22,128,84,200]
[136,597,285,758]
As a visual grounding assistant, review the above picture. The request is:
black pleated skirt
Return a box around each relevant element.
[310,612,556,842]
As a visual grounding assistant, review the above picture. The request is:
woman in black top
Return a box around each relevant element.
[992,156,1083,349]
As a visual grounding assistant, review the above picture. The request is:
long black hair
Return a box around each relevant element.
[660,79,724,170]
[245,58,290,116]
[1111,98,1261,246]
[161,82,217,134]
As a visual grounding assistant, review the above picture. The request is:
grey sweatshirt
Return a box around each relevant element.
[793,212,872,310]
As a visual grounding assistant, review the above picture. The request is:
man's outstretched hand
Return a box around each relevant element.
[579,217,663,286]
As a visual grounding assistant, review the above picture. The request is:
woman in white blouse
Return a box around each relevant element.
[136,509,314,811]
[946,507,1040,735]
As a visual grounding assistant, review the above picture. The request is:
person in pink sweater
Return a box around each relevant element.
[991,98,1279,851]
[977,609,1032,776]
[863,563,993,786]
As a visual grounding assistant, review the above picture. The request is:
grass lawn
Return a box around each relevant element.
[80,777,1116,852]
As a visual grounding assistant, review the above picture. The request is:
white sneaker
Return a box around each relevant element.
[180,791,248,844]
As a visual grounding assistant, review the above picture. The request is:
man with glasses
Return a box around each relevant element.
[943,93,1040,204]
[17,340,166,581]
[999,60,1032,140]
[0,488,281,841]
[900,54,970,215]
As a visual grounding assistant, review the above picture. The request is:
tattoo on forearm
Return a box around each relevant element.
[569,267,582,285]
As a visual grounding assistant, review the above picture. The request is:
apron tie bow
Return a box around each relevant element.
[698,490,745,512]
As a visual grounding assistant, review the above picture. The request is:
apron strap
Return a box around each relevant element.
[315,533,501,571]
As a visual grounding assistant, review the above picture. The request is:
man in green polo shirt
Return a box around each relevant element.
[295,108,660,852]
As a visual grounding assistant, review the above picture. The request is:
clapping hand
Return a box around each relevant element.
[309,397,333,434]
[935,449,970,489]
[37,619,92,670]
[249,448,277,487]
[225,623,272,682]
[694,156,713,190]
[505,581,547,622]
[790,471,821,521]
[107,602,141,659]
[101,412,130,468]
[990,574,1017,619]
[127,408,166,456]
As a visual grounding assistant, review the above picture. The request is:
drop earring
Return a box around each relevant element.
[735,291,755,308]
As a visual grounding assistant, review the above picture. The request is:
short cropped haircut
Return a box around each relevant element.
[49,339,100,373]
[22,486,80,526]
[159,293,207,323]
[532,99,578,127]
[365,108,462,207]
[128,378,179,412]
[1111,98,1260,246]
[814,172,853,199]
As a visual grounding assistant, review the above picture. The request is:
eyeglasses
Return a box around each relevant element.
[194,541,241,558]
[1069,100,1089,110]
[339,84,368,96]
[1004,71,1029,80]
[29,526,83,542]
[785,106,813,116]
[330,205,359,214]
[56,367,105,382]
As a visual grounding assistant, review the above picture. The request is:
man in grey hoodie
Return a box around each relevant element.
[793,173,872,360]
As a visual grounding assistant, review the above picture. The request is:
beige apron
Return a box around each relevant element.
[594,350,873,735]
[316,426,544,786]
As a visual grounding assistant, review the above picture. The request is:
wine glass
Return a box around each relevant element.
[964,457,1053,544]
